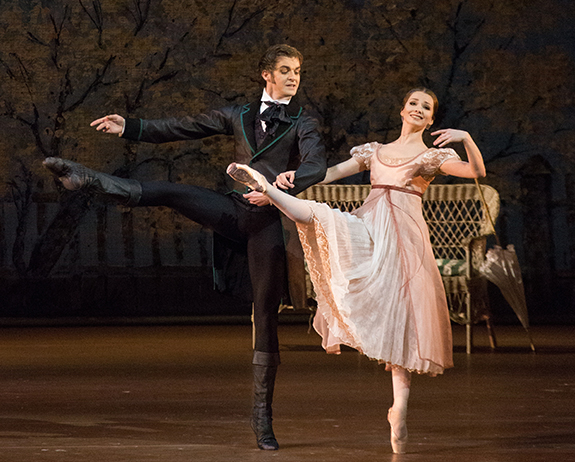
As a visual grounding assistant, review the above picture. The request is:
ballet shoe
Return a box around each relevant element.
[43,157,92,191]
[251,413,279,450]
[387,407,408,454]
[226,163,267,193]
[252,363,279,450]
[43,157,141,206]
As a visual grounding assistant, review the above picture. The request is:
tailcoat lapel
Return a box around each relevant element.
[241,98,304,160]
[240,102,258,154]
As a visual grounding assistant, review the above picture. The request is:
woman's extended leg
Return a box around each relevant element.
[388,366,411,454]
[227,163,314,224]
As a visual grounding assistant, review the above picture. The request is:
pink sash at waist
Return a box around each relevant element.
[371,184,423,198]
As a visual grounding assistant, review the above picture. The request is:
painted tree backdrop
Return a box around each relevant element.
[1,0,574,321]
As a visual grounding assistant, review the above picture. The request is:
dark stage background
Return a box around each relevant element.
[0,0,574,324]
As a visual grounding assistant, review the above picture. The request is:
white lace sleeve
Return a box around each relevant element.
[420,148,461,180]
[350,142,378,170]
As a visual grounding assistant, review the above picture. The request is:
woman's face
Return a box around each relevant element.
[400,91,435,128]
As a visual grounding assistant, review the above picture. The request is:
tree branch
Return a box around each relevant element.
[128,0,152,36]
[380,12,409,53]
[8,161,34,276]
[79,0,104,47]
[49,6,70,68]
[214,1,266,53]
[64,55,116,113]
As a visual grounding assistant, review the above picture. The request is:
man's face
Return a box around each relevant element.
[262,56,301,100]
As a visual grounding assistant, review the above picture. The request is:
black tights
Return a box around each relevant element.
[140,182,285,354]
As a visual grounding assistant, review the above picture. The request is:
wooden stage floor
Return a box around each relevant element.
[0,322,573,461]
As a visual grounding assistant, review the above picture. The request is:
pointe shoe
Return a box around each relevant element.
[387,407,408,454]
[43,157,141,206]
[226,163,267,193]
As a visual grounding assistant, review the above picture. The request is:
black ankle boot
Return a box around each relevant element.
[43,157,142,207]
[251,352,280,451]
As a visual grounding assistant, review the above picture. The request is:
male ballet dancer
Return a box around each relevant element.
[44,44,327,450]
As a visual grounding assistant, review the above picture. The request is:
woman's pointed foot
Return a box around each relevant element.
[387,407,408,454]
[226,163,267,193]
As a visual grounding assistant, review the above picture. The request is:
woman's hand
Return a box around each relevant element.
[90,114,126,136]
[433,128,486,178]
[431,129,470,147]
[274,171,296,190]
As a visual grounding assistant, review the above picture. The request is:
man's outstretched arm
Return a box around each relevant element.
[90,109,235,143]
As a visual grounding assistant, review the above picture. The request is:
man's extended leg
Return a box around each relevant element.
[139,182,244,242]
[43,157,245,242]
[44,157,285,450]
[245,211,286,450]
[43,157,142,206]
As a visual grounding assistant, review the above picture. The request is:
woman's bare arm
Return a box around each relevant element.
[432,129,486,179]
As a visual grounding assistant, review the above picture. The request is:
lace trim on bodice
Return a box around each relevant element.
[350,141,378,170]
[377,156,417,165]
[350,142,460,180]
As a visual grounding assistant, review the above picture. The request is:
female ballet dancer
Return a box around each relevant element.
[227,87,486,454]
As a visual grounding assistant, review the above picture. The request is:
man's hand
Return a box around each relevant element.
[90,114,126,136]
[274,170,295,190]
[243,191,271,207]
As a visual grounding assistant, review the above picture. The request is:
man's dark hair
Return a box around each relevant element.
[258,44,303,74]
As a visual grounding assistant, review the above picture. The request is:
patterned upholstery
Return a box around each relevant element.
[435,259,468,276]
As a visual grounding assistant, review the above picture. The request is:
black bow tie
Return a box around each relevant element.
[259,102,291,137]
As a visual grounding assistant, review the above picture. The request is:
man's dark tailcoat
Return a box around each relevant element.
[121,97,327,359]
[122,98,326,195]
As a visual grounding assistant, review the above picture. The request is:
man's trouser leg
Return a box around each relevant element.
[143,183,285,450]
[139,182,243,240]
[246,213,286,450]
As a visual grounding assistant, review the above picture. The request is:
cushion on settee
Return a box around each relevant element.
[435,259,468,276]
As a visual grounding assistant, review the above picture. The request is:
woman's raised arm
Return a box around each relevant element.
[432,129,486,179]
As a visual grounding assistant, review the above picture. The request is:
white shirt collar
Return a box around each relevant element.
[261,89,291,105]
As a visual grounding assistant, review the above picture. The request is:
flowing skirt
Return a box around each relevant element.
[296,187,453,375]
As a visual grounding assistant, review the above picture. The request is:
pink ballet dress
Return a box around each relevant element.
[297,142,461,375]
